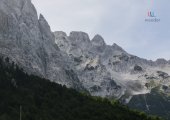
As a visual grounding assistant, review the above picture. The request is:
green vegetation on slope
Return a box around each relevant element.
[128,87,170,120]
[0,57,162,120]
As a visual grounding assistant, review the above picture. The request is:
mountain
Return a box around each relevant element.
[54,31,170,99]
[0,0,170,119]
[54,31,170,119]
[0,0,83,90]
[0,57,161,120]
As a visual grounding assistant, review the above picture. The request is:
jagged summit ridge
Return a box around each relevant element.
[54,31,120,49]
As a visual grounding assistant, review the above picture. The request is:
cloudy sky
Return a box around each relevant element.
[32,0,170,60]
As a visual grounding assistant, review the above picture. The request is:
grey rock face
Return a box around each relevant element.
[54,31,170,99]
[91,35,106,47]
[0,0,83,90]
[156,58,168,66]
[54,31,124,97]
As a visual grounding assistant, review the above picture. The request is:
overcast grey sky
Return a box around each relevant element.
[32,0,170,60]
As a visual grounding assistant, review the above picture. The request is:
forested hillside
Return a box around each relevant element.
[0,57,162,120]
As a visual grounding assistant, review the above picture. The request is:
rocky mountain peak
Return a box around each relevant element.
[54,31,67,38]
[91,34,106,47]
[112,43,125,52]
[155,58,168,65]
[69,31,90,43]
[0,0,37,18]
[39,14,55,44]
[0,0,84,90]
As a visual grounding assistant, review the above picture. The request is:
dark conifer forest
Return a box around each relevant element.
[0,57,162,120]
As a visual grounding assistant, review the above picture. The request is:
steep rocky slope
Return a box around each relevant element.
[54,31,170,100]
[0,0,83,89]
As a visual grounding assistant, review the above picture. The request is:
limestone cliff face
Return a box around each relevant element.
[0,0,83,90]
[54,31,170,99]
